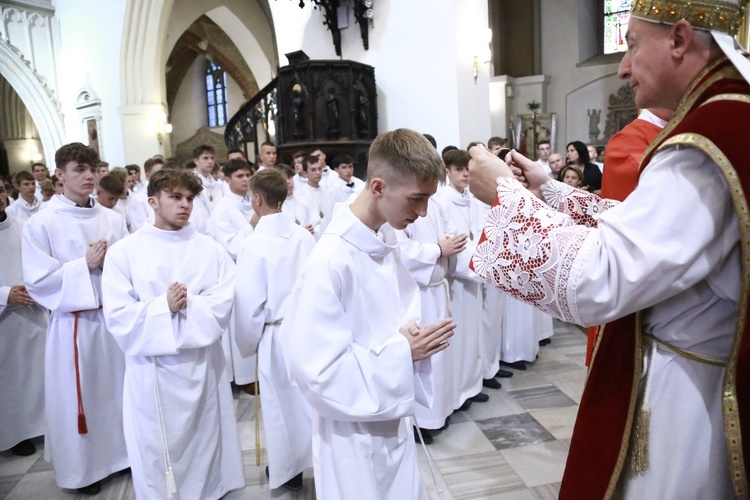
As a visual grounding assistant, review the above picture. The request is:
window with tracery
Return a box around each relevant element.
[206,62,228,127]
[603,0,632,54]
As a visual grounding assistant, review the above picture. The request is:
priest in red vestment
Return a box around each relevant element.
[468,2,750,498]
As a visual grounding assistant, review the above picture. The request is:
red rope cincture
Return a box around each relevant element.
[72,305,102,435]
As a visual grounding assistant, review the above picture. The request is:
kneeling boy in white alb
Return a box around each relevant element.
[102,169,244,499]
[280,129,455,499]
[234,169,315,491]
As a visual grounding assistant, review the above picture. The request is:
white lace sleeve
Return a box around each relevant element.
[471,178,593,324]
[541,180,620,228]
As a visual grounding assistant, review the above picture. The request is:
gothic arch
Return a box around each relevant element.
[120,0,277,108]
[119,0,277,159]
[0,38,65,165]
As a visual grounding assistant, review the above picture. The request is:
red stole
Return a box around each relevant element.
[561,58,750,499]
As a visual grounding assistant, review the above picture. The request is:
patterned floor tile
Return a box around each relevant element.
[436,451,526,499]
[475,413,555,451]
[529,405,579,440]
[500,441,569,488]
[507,385,577,411]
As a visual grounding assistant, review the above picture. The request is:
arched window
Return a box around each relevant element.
[206,62,228,127]
[603,0,632,54]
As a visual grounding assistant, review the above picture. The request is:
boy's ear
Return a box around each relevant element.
[147,194,159,210]
[369,177,384,198]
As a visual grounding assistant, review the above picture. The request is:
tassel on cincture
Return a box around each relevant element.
[165,467,177,499]
[78,413,88,434]
[631,406,650,473]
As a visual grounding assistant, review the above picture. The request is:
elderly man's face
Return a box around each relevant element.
[618,19,675,110]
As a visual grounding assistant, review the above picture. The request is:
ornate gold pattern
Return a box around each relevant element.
[644,332,728,365]
[631,0,746,36]
[702,93,750,105]
[602,314,644,499]
[658,132,750,497]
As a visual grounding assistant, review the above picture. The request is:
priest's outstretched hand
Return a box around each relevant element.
[467,145,512,205]
[508,150,551,200]
[400,318,456,362]
[468,145,551,203]
[167,281,188,313]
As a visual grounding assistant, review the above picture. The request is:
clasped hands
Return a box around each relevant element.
[8,285,35,306]
[468,145,551,205]
[400,318,456,362]
[167,281,188,313]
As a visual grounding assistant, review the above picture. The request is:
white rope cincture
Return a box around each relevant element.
[152,356,178,499]
[412,414,444,499]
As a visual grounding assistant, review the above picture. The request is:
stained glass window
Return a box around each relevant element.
[206,62,228,128]
[603,0,632,54]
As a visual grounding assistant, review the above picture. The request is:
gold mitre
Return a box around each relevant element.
[630,0,746,36]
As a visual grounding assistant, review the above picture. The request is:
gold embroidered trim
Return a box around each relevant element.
[658,132,749,497]
[631,0,746,36]
[644,332,728,366]
[640,58,741,172]
[602,313,644,499]
[701,93,750,106]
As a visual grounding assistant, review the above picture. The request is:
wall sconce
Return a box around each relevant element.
[473,28,493,84]
[154,113,172,145]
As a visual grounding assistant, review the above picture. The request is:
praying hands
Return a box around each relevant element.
[167,281,188,313]
[400,318,456,362]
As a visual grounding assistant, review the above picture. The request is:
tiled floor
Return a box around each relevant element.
[0,320,587,499]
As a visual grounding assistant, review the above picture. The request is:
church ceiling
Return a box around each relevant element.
[166,15,259,112]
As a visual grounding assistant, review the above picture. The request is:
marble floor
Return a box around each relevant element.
[0,320,588,499]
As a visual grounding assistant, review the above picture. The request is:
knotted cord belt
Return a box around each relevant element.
[72,306,102,434]
[254,319,283,466]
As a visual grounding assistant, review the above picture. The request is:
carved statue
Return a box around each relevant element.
[357,89,370,137]
[588,109,602,142]
[291,87,304,138]
[325,86,339,138]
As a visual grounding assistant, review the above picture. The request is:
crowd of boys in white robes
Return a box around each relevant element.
[2,136,555,499]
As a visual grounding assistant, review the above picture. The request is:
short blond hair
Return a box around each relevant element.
[367,128,444,184]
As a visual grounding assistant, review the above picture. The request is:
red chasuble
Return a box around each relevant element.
[561,57,750,499]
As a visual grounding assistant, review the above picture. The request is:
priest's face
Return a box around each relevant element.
[228,168,251,197]
[376,175,436,230]
[56,161,96,200]
[618,18,676,110]
[149,187,194,231]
